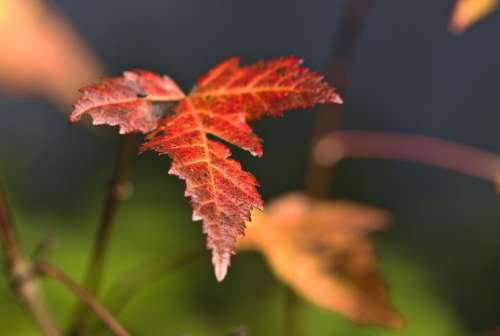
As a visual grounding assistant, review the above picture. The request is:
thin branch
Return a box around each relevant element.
[0,187,61,336]
[69,135,136,335]
[103,250,204,316]
[313,130,500,184]
[305,0,373,197]
[36,260,129,336]
[84,135,137,294]
[83,250,204,334]
[0,189,21,265]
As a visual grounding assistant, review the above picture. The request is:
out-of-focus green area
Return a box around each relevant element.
[0,155,467,336]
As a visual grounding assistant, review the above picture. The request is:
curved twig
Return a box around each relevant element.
[104,250,204,316]
[313,130,500,184]
[83,250,203,334]
[0,187,61,336]
[36,260,129,336]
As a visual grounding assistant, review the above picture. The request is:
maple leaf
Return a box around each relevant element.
[239,193,404,328]
[0,0,103,107]
[70,57,341,281]
[450,0,498,33]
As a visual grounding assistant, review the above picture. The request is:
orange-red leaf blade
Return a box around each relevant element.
[70,70,185,134]
[190,57,342,121]
[141,99,263,280]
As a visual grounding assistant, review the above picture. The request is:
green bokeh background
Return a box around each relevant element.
[0,153,467,335]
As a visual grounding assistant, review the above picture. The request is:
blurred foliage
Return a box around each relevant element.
[0,157,466,335]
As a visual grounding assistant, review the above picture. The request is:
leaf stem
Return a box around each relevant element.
[36,260,129,336]
[85,135,136,292]
[0,187,61,336]
[305,0,373,197]
[104,249,204,316]
[69,134,136,334]
[313,131,500,184]
[85,250,204,334]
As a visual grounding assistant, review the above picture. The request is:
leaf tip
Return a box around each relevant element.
[333,93,343,104]
[250,148,264,157]
[213,250,230,282]
[68,114,78,124]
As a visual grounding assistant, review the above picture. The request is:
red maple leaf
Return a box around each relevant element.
[70,57,342,281]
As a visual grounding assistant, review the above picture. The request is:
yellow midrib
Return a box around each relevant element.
[191,86,305,99]
[185,99,223,241]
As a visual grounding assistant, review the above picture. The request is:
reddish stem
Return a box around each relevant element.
[84,135,136,294]
[314,131,500,184]
[36,261,129,336]
[305,0,373,197]
[0,188,61,336]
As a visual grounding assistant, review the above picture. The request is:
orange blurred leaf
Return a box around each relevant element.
[239,193,404,328]
[0,0,103,107]
[450,0,498,33]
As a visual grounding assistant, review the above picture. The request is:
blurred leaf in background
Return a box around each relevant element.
[450,0,498,33]
[239,192,404,329]
[0,0,103,108]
